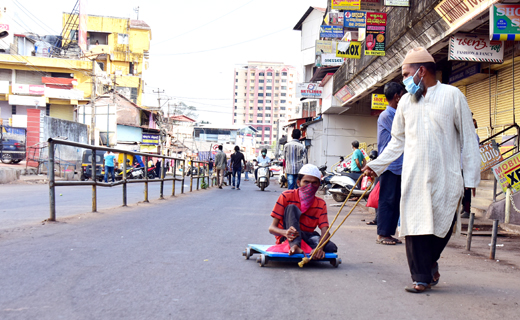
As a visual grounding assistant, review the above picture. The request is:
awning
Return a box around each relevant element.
[310,66,340,83]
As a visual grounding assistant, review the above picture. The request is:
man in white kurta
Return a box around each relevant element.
[364,47,480,293]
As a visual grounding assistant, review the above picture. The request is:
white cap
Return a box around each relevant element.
[298,164,322,180]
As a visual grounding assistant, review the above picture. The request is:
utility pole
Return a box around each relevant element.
[134,6,140,20]
[90,60,97,146]
[153,89,165,155]
[275,119,280,158]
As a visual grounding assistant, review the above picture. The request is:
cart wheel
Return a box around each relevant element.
[245,247,251,260]
[257,254,266,267]
[330,258,341,268]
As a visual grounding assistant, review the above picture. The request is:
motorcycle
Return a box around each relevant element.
[318,164,335,194]
[256,163,270,191]
[328,150,379,202]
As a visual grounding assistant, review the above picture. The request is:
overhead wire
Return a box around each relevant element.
[12,0,59,35]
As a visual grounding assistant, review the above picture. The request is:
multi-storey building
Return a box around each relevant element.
[232,61,299,149]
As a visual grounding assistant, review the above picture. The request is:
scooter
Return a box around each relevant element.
[256,163,270,191]
[328,150,378,202]
[318,164,335,194]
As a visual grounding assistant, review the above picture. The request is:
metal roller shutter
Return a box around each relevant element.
[15,70,46,85]
[494,63,518,128]
[0,69,11,82]
[466,75,496,140]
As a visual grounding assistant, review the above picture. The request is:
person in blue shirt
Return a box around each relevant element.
[375,82,405,245]
[350,141,365,173]
[104,151,117,183]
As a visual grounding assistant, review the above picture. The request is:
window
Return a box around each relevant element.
[265,107,271,110]
[267,72,272,76]
[251,72,255,76]
[244,86,247,89]
[259,80,264,83]
[236,79,238,82]
[258,93,264,97]
[266,99,271,103]
[245,79,247,82]
[266,86,272,90]
[259,72,264,76]
[250,86,255,90]
[266,114,271,117]
[235,92,237,96]
[244,93,246,96]
[257,120,262,123]
[281,93,286,96]
[275,94,279,97]
[250,93,254,96]
[280,107,286,110]
[234,119,237,123]
[275,87,279,90]
[274,107,278,111]
[258,100,263,104]
[257,127,262,130]
[259,86,263,90]
[281,86,287,90]
[276,73,280,76]
[235,99,237,102]
[258,114,263,117]
[236,72,239,75]
[234,113,237,116]
[266,93,271,96]
[258,107,263,110]
[282,79,287,83]
[281,100,286,103]
[235,106,237,109]
[267,79,272,83]
[250,107,254,110]
[11,105,16,115]
[282,72,287,76]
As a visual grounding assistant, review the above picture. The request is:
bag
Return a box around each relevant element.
[366,181,380,209]
[361,176,372,190]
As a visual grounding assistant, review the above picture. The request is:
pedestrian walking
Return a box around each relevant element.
[374,82,405,245]
[104,151,116,183]
[283,129,307,190]
[230,146,246,190]
[364,47,480,293]
[215,145,227,189]
[155,159,161,178]
[208,158,214,177]
[461,118,480,218]
[244,160,252,181]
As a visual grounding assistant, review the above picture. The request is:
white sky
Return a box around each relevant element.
[10,0,326,125]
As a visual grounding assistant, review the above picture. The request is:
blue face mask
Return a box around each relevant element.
[403,68,422,94]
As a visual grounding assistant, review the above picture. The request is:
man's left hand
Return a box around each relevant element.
[311,248,325,260]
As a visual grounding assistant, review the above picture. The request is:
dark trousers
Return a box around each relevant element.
[377,171,401,237]
[462,187,472,213]
[405,216,456,284]
[282,204,337,252]
[104,166,115,182]
[232,169,241,188]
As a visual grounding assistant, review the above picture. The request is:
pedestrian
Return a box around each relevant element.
[373,82,405,244]
[155,158,161,178]
[255,148,270,183]
[165,159,170,174]
[104,151,116,183]
[230,146,246,190]
[215,145,227,189]
[283,129,307,190]
[461,118,480,218]
[244,160,252,181]
[350,140,365,174]
[208,158,214,177]
[364,47,480,293]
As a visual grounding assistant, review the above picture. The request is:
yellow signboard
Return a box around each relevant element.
[434,0,498,34]
[371,94,388,110]
[480,140,503,172]
[331,0,361,10]
[336,41,362,59]
[493,153,520,194]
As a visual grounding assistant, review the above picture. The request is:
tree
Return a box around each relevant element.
[173,102,198,120]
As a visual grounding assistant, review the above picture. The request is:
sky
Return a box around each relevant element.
[10,0,326,125]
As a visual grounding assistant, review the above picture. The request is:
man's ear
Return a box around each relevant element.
[296,179,301,188]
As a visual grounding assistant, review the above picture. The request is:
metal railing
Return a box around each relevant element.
[47,138,211,221]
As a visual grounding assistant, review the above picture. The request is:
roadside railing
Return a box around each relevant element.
[47,138,210,221]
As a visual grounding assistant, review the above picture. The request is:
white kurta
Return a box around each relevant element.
[369,81,480,238]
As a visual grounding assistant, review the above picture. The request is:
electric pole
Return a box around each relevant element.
[90,60,97,146]
[153,89,165,155]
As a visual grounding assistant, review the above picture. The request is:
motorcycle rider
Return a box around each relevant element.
[255,148,270,184]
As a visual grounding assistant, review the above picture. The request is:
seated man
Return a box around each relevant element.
[268,164,337,259]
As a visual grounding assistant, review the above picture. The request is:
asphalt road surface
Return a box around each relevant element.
[0,178,519,319]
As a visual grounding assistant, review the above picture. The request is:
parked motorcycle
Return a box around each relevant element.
[318,164,335,193]
[328,150,378,202]
[256,163,270,191]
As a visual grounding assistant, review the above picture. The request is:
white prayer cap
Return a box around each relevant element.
[299,164,322,180]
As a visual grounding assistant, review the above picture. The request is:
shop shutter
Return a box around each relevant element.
[15,70,45,85]
[466,75,496,140]
[49,105,74,121]
[494,63,517,128]
[0,69,11,82]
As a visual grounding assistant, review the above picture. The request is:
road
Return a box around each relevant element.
[0,178,519,319]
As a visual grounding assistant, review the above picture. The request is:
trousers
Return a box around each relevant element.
[216,168,225,187]
[232,169,242,188]
[287,174,298,190]
[282,204,337,252]
[377,171,401,237]
[104,166,115,182]
[405,215,456,284]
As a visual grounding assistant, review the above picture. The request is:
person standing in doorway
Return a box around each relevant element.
[375,82,405,245]
[363,47,480,293]
[230,146,246,190]
[215,145,227,189]
[104,151,116,183]
[283,129,307,190]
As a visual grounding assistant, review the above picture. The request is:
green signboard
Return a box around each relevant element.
[490,4,520,41]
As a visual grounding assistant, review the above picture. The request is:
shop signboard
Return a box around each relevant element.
[384,0,409,6]
[490,4,520,41]
[448,63,481,84]
[316,40,334,54]
[0,80,9,94]
[12,84,45,96]
[360,0,382,11]
[365,12,386,56]
[318,53,346,66]
[371,93,388,110]
[8,95,46,107]
[320,25,344,38]
[334,84,355,103]
[142,134,159,145]
[296,83,323,99]
[328,11,344,26]
[480,140,503,172]
[449,33,504,63]
[492,153,520,194]
[331,0,361,10]
[344,11,366,28]
[435,0,498,34]
[336,41,362,59]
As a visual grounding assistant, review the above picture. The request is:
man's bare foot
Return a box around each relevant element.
[289,245,303,255]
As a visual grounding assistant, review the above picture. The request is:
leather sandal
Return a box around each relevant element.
[405,283,431,293]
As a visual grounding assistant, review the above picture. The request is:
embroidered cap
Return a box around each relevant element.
[299,164,322,180]
[402,47,435,66]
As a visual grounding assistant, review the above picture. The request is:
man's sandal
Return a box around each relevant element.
[405,283,431,293]
[376,238,397,245]
[431,263,440,286]
[366,220,377,225]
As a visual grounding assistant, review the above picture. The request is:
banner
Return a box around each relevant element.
[331,0,361,10]
[318,53,346,66]
[12,84,45,95]
[490,4,520,41]
[336,41,362,59]
[371,94,388,110]
[344,11,366,28]
[480,140,503,172]
[334,84,355,103]
[316,40,334,54]
[365,12,386,56]
[142,134,160,145]
[492,153,520,194]
[329,12,344,26]
[296,83,323,99]
[361,0,383,11]
[320,25,344,38]
[384,0,409,6]
[449,33,504,63]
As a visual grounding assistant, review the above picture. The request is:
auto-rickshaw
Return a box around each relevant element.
[80,149,104,181]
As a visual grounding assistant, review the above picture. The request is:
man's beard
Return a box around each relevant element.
[410,82,425,103]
